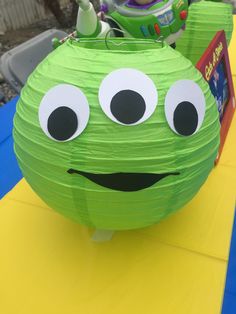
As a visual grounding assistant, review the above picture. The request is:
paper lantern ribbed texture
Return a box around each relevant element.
[176,1,233,65]
[13,38,220,230]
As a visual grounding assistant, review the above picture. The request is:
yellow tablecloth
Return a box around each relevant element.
[0,18,236,314]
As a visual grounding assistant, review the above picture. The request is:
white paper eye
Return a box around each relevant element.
[38,84,90,142]
[98,68,158,126]
[165,80,206,136]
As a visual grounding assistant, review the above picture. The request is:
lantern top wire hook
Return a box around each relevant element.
[70,30,165,50]
[104,28,126,49]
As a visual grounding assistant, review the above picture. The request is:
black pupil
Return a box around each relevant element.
[110,90,146,124]
[173,101,198,136]
[47,106,78,141]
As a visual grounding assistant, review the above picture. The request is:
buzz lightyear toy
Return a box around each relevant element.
[76,0,189,46]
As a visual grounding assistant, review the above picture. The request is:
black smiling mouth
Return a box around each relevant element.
[67,169,180,192]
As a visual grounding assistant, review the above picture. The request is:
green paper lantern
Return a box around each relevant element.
[176,0,234,65]
[13,38,220,230]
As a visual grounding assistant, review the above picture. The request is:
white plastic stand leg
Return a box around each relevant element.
[91,229,114,242]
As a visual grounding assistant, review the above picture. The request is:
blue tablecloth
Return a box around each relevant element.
[0,96,22,199]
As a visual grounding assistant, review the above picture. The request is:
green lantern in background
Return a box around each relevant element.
[176,1,234,65]
[13,38,220,230]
